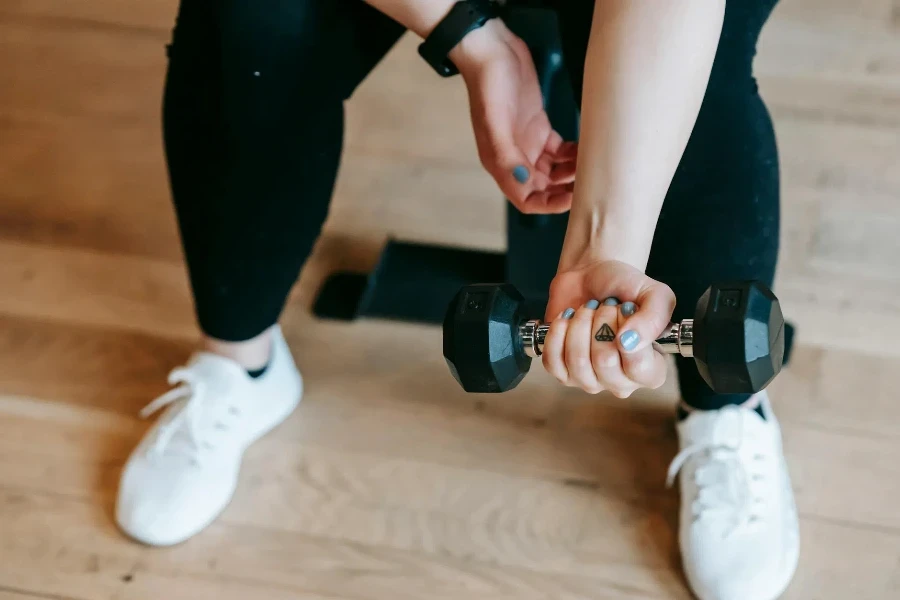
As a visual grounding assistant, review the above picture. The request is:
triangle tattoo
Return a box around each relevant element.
[594,323,616,342]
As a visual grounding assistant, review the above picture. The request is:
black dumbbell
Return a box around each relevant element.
[443,281,785,394]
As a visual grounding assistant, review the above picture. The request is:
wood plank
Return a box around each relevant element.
[769,0,897,34]
[0,590,84,600]
[762,76,900,131]
[783,515,900,600]
[132,521,672,600]
[773,270,900,359]
[113,573,340,600]
[0,490,139,600]
[0,17,177,259]
[2,485,897,600]
[0,315,189,414]
[0,20,166,125]
[0,116,180,261]
[0,0,175,32]
[757,15,900,85]
[0,241,196,340]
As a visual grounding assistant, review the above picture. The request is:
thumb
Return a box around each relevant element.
[482,134,549,209]
[617,282,677,354]
[494,152,551,209]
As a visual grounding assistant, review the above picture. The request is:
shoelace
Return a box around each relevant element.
[139,367,235,466]
[665,408,765,537]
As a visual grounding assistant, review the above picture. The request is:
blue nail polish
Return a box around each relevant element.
[585,299,600,310]
[562,308,575,320]
[602,297,620,306]
[620,330,640,351]
[512,165,530,183]
[621,302,637,316]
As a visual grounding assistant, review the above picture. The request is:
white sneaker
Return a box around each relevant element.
[667,394,799,600]
[116,326,302,546]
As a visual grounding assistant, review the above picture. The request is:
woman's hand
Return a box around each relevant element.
[452,21,577,214]
[542,257,676,397]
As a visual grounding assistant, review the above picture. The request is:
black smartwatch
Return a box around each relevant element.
[418,0,501,77]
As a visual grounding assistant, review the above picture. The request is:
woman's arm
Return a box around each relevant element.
[360,0,456,38]
[360,0,504,70]
[560,0,725,271]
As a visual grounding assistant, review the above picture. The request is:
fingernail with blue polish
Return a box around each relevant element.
[512,165,530,183]
[562,308,575,320]
[602,297,620,306]
[620,330,640,352]
[620,301,637,316]
[585,299,600,310]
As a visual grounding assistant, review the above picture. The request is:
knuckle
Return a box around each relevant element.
[609,386,634,399]
[569,355,593,374]
[568,368,594,388]
[651,369,668,389]
[592,348,620,370]
[623,355,651,381]
[626,356,667,389]
[543,359,566,382]
[548,276,564,295]
[513,37,529,54]
[656,282,677,306]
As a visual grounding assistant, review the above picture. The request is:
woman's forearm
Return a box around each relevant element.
[361,0,509,70]
[561,0,725,271]
[362,0,455,38]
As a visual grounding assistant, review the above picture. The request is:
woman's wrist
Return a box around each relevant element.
[448,19,514,74]
[559,205,655,272]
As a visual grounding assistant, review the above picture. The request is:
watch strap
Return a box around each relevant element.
[418,0,500,77]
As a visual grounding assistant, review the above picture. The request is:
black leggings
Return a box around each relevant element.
[163,0,780,411]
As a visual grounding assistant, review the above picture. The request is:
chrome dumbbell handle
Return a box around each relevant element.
[519,320,695,358]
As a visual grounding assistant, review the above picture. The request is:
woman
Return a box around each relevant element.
[117,1,798,598]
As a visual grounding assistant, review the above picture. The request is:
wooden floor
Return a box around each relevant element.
[1,1,899,598]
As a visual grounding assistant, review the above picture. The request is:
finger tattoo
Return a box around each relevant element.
[594,323,616,342]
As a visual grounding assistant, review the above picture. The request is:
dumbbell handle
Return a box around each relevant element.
[519,319,695,358]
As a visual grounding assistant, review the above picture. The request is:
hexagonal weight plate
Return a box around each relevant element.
[443,283,533,393]
[693,281,785,393]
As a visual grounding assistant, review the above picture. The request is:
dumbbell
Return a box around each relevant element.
[443,281,785,394]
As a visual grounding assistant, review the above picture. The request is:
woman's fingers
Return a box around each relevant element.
[535,131,563,176]
[555,141,578,160]
[616,282,677,355]
[478,118,554,210]
[590,299,637,398]
[563,300,603,393]
[520,183,575,214]
[617,301,668,390]
[542,308,574,384]
[549,160,577,184]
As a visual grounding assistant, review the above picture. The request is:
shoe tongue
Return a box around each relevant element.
[186,352,251,394]
[682,405,763,448]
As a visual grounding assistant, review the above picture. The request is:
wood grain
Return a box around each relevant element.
[1,0,899,599]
